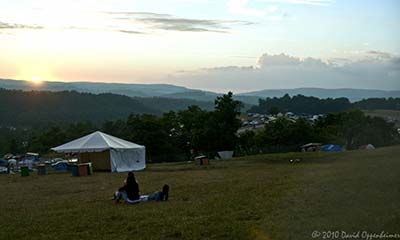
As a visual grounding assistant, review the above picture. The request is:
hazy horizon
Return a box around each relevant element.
[1,0,399,92]
[2,78,400,96]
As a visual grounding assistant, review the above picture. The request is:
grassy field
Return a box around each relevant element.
[1,146,399,240]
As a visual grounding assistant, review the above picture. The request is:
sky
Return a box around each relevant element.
[0,0,399,92]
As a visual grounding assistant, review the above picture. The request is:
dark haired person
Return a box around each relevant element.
[114,171,140,203]
[147,184,169,201]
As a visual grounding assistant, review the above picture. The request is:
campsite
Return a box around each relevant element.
[52,131,146,172]
[0,92,398,240]
[1,1,400,239]
[1,145,399,240]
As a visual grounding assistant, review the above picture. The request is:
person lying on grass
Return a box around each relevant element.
[114,171,140,203]
[146,184,169,202]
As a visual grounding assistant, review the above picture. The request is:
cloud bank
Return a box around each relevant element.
[0,21,43,30]
[260,0,332,6]
[0,11,254,35]
[170,52,400,92]
[105,11,254,33]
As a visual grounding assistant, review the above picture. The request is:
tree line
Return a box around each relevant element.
[237,110,399,155]
[1,92,399,161]
[2,88,399,128]
[0,93,242,162]
[248,94,400,114]
[0,89,214,127]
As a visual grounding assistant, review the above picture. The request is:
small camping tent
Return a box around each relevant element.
[300,143,322,152]
[217,151,234,159]
[51,131,145,172]
[359,144,375,150]
[321,144,344,152]
[0,159,7,167]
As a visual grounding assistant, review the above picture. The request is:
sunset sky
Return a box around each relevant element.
[1,0,399,92]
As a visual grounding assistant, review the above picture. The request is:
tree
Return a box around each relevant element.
[28,126,67,153]
[213,92,242,150]
[268,106,280,115]
[315,110,399,149]
[248,94,353,114]
[5,138,20,155]
[102,119,126,138]
[237,130,257,155]
[125,114,179,162]
[177,106,210,155]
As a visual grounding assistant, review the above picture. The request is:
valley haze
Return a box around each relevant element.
[1,78,400,104]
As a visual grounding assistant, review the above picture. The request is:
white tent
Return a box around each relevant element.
[359,144,375,150]
[217,151,234,159]
[366,144,375,150]
[51,131,145,172]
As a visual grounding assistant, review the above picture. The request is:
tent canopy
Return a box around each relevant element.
[51,131,144,153]
[51,131,145,172]
[321,144,344,152]
[0,159,7,166]
[359,144,375,150]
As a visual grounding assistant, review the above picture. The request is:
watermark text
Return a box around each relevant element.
[311,231,400,240]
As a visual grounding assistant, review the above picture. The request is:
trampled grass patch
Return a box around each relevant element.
[1,146,399,239]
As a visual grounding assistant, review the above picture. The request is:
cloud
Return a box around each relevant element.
[366,50,393,59]
[1,11,253,35]
[257,53,328,68]
[104,11,173,18]
[259,0,331,6]
[139,18,252,33]
[115,29,145,34]
[140,18,228,32]
[227,1,286,21]
[171,0,212,3]
[257,53,301,67]
[63,26,145,35]
[228,0,266,16]
[0,21,43,30]
[105,11,254,33]
[267,6,279,13]
[169,52,400,92]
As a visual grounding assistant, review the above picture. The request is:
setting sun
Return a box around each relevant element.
[31,76,42,84]
[14,65,57,84]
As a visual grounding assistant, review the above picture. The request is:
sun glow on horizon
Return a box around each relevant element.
[14,65,58,85]
[0,1,399,91]
[31,76,43,84]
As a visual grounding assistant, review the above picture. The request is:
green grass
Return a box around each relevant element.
[1,146,399,240]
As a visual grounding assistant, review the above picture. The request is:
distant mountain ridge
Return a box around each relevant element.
[0,89,159,127]
[1,79,400,127]
[0,78,190,97]
[0,88,218,127]
[241,88,400,102]
[1,78,399,104]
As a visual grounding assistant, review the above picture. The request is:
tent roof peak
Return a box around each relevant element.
[51,131,144,153]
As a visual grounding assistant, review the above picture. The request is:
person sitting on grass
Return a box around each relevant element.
[114,171,140,203]
[147,184,169,202]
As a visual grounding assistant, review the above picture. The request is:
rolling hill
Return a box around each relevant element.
[2,79,400,105]
[0,88,219,127]
[0,78,190,97]
[0,89,160,126]
[241,87,400,102]
[1,146,399,239]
